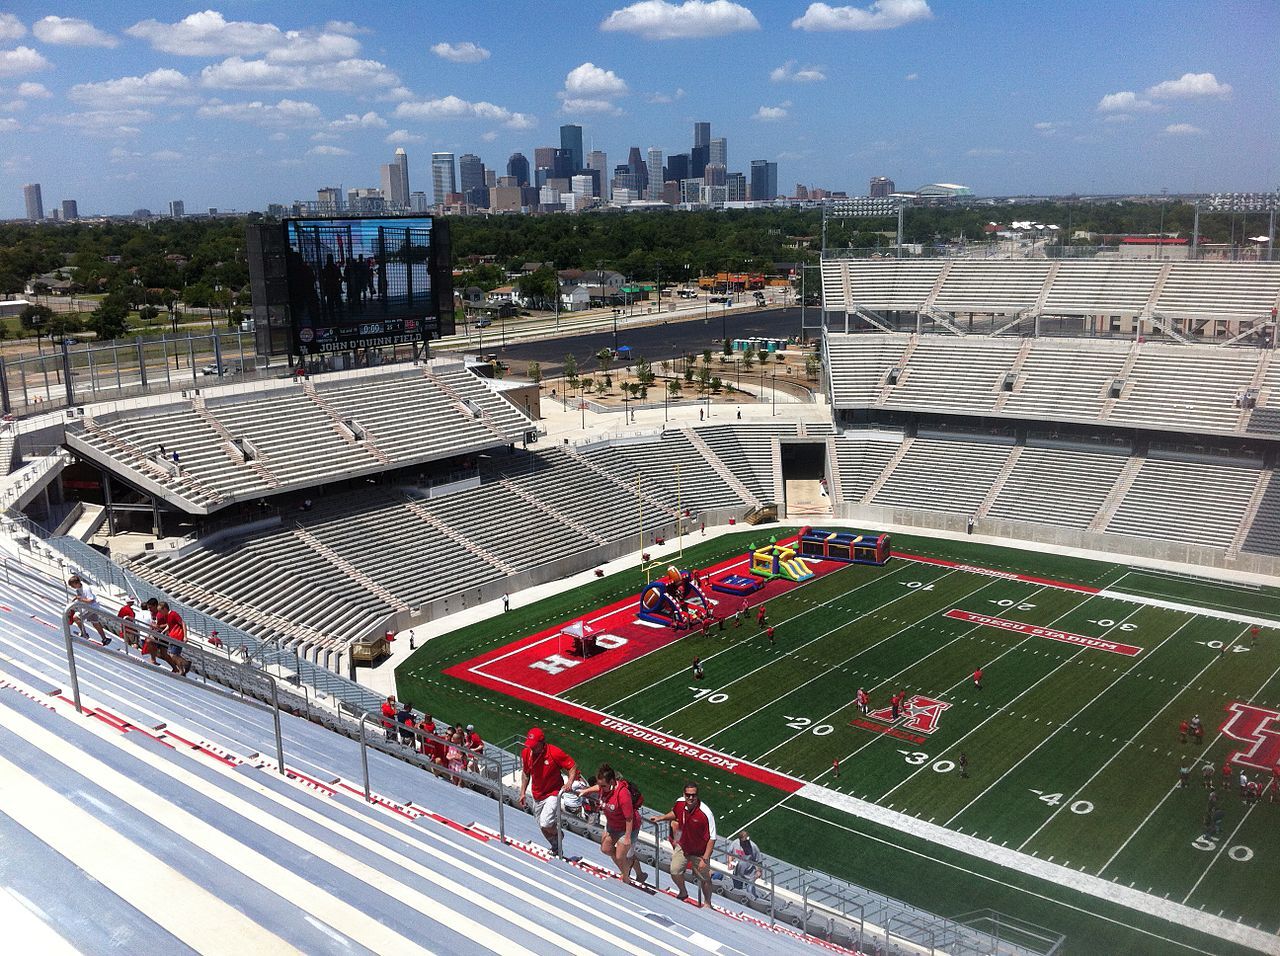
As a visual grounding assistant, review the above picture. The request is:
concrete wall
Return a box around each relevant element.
[834,500,1280,579]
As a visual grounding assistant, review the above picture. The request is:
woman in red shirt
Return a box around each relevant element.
[579,763,648,886]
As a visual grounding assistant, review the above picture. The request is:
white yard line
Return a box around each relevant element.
[1098,589,1280,629]
[1098,645,1280,878]
[1017,626,1248,853]
[595,560,916,711]
[651,567,959,729]
[944,615,1195,827]
[749,581,1053,764]
[692,571,991,748]
[781,801,1275,956]
[1182,802,1260,905]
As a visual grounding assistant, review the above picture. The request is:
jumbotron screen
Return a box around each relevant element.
[283,216,451,354]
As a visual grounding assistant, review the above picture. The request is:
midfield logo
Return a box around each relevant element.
[867,695,951,734]
[1220,702,1280,772]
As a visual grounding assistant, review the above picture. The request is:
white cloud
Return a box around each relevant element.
[1096,90,1157,113]
[17,81,50,98]
[48,109,151,135]
[431,41,490,63]
[394,94,534,129]
[646,88,685,103]
[753,103,788,121]
[307,144,350,156]
[0,14,25,41]
[1146,72,1231,100]
[150,149,184,162]
[793,0,932,31]
[1101,113,1132,124]
[771,60,826,83]
[1162,122,1204,136]
[385,128,426,144]
[33,15,117,47]
[126,11,360,62]
[905,72,918,81]
[199,56,398,91]
[480,131,498,142]
[69,69,194,108]
[268,131,288,142]
[601,1,760,40]
[324,21,371,36]
[564,62,628,97]
[0,46,50,76]
[0,117,19,132]
[1034,120,1069,136]
[560,97,623,115]
[324,110,386,133]
[197,98,323,127]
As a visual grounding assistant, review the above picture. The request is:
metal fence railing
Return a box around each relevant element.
[10,513,1061,956]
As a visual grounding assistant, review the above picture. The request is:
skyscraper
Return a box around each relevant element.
[168,200,185,218]
[693,122,710,148]
[645,148,663,201]
[507,152,530,187]
[690,144,709,179]
[587,150,608,199]
[458,153,487,207]
[379,147,410,207]
[559,124,584,173]
[60,199,78,220]
[749,160,778,201]
[552,148,575,180]
[704,163,727,187]
[666,153,690,184]
[627,147,648,195]
[23,183,43,221]
[431,152,457,204]
[709,137,727,169]
[870,176,895,198]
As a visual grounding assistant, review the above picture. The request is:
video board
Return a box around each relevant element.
[280,216,452,354]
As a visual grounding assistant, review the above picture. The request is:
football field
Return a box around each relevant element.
[400,531,1280,955]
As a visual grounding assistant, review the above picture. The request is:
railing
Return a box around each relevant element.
[14,513,1059,955]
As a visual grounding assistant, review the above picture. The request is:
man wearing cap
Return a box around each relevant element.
[117,599,139,649]
[653,781,717,905]
[519,727,578,856]
[465,724,484,772]
[67,574,111,647]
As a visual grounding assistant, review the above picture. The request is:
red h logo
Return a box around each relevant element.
[1220,702,1280,771]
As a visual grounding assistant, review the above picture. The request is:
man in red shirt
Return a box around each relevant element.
[579,763,648,885]
[156,601,191,676]
[117,599,139,650]
[380,696,397,740]
[518,727,578,856]
[465,723,484,772]
[973,667,983,691]
[653,781,717,905]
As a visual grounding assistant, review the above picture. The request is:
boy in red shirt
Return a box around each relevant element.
[653,781,717,906]
[518,727,578,857]
[579,763,648,885]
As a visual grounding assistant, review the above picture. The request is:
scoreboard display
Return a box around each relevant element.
[248,215,454,358]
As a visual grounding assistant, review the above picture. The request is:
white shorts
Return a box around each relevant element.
[532,794,559,830]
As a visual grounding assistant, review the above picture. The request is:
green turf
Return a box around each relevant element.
[395,530,1280,955]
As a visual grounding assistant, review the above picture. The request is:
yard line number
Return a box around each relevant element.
[1029,788,1094,814]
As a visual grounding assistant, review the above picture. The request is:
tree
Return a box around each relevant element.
[702,348,712,366]
[46,313,82,340]
[723,338,732,356]
[666,378,682,399]
[805,354,821,381]
[742,346,755,371]
[139,304,160,327]
[527,361,542,385]
[88,293,130,341]
[595,348,613,378]
[515,266,558,309]
[563,353,579,389]
[19,303,53,347]
[711,376,723,394]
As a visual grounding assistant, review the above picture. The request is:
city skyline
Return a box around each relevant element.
[0,2,1276,218]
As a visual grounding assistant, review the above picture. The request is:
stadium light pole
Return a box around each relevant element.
[1195,192,1279,260]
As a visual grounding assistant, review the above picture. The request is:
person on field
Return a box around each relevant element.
[653,781,717,906]
[579,763,648,886]
[519,727,579,857]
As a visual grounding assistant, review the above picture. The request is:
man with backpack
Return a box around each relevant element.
[580,763,649,886]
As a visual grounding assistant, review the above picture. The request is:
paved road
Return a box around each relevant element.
[475,306,817,373]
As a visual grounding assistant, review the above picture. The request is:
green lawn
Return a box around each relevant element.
[396,531,1280,955]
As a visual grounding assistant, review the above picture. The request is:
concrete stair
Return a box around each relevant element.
[684,427,762,508]
[400,496,519,576]
[975,445,1024,518]
[1088,456,1145,532]
[1226,468,1273,559]
[861,435,914,505]
[290,525,409,612]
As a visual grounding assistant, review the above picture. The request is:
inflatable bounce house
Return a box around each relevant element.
[798,528,891,566]
[638,567,711,629]
[750,542,814,583]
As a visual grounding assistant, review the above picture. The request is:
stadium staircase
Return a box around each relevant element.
[422,366,510,443]
[875,335,918,405]
[399,495,520,576]
[498,477,610,545]
[1241,351,1274,432]
[684,427,763,509]
[992,339,1035,413]
[1086,455,1145,532]
[291,524,410,612]
[190,395,282,488]
[0,568,867,956]
[1097,341,1142,422]
[1226,468,1274,559]
[561,444,678,520]
[975,445,1024,518]
[825,436,846,503]
[81,417,227,507]
[301,380,394,465]
[860,435,915,504]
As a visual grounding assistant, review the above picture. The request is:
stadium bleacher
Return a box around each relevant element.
[870,435,1015,515]
[0,567,844,956]
[984,443,1131,530]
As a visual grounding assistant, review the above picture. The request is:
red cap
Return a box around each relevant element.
[524,727,545,749]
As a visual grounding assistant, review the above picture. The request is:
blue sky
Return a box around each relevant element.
[1,1,1277,217]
